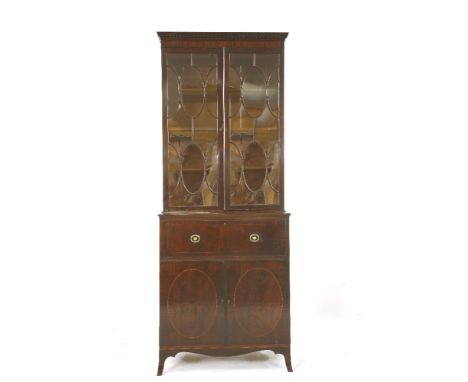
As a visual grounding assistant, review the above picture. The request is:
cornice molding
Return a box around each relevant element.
[157,32,288,41]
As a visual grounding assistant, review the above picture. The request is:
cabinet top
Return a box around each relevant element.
[157,32,288,40]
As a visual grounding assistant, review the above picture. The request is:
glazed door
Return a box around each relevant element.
[162,50,223,209]
[160,261,225,346]
[163,49,284,211]
[225,261,290,345]
[226,49,284,209]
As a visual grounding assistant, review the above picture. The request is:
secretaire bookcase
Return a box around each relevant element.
[157,32,291,375]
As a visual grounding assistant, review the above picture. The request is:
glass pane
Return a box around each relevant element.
[243,142,267,191]
[165,53,219,207]
[180,67,205,118]
[242,67,266,118]
[181,143,205,193]
[229,53,281,206]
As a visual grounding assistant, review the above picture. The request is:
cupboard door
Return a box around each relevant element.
[160,261,225,346]
[226,261,290,345]
[226,50,283,209]
[163,51,223,209]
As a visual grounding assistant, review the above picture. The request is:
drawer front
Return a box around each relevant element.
[224,219,287,255]
[163,221,222,255]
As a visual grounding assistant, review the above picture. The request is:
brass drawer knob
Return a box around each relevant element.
[190,234,200,243]
[249,233,260,243]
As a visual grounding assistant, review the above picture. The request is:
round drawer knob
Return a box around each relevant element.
[190,234,200,243]
[249,233,260,243]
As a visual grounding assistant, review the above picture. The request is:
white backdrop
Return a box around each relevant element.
[1,1,468,381]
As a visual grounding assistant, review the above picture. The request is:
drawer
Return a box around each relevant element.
[163,221,222,255]
[224,219,287,255]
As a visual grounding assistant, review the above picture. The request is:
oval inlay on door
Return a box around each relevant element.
[167,269,218,339]
[233,268,283,337]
